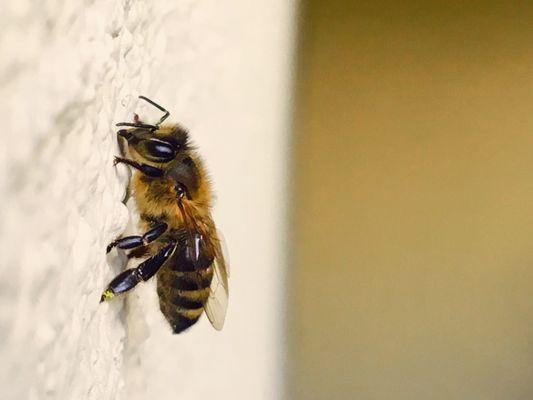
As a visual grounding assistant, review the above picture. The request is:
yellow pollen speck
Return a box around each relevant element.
[100,290,115,303]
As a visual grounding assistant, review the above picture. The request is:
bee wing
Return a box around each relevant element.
[204,232,229,330]
[178,198,229,330]
[216,229,230,276]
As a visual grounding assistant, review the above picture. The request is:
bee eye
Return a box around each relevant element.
[141,139,176,162]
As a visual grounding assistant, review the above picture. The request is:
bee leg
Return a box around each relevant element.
[127,246,150,259]
[100,244,176,303]
[113,156,164,177]
[106,223,168,253]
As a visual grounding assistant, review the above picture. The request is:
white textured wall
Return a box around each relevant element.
[0,1,295,399]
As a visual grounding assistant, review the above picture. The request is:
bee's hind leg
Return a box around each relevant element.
[100,243,176,303]
[106,223,168,254]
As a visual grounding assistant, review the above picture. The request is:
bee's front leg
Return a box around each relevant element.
[100,243,176,303]
[113,156,164,177]
[106,223,168,254]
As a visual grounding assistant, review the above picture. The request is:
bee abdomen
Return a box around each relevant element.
[160,301,205,334]
[159,268,213,290]
[157,267,213,334]
[171,288,211,333]
[170,287,210,309]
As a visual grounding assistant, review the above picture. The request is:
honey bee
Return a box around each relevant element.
[101,96,229,334]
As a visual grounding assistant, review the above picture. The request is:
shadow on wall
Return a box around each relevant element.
[287,1,533,399]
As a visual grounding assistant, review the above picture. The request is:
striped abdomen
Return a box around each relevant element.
[157,244,214,333]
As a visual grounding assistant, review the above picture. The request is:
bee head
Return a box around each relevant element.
[118,125,209,203]
[118,125,189,163]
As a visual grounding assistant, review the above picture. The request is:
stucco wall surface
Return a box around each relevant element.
[0,1,295,399]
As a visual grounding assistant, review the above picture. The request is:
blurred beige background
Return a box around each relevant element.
[288,1,533,399]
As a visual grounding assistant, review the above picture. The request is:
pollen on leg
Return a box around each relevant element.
[100,289,115,303]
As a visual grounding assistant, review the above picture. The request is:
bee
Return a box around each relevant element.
[101,96,229,334]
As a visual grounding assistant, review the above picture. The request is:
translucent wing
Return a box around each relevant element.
[216,229,230,276]
[177,195,229,330]
[204,231,229,330]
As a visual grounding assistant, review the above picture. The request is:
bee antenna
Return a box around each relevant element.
[138,96,170,126]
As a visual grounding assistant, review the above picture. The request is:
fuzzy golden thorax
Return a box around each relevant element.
[131,159,213,228]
